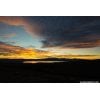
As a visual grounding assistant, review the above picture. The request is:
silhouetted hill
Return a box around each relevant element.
[0,59,100,83]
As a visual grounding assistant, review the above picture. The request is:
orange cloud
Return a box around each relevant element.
[0,41,51,59]
[0,16,26,26]
[0,16,40,36]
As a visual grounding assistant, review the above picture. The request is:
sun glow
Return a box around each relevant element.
[0,48,54,59]
[0,50,100,60]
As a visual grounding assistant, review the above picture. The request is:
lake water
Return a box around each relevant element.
[23,60,66,64]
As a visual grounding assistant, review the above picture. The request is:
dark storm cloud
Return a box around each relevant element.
[35,16,100,48]
[0,16,100,48]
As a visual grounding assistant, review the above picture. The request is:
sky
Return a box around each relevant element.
[0,16,100,59]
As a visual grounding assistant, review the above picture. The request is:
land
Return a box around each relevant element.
[0,58,100,83]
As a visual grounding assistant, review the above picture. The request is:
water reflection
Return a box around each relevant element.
[23,61,65,64]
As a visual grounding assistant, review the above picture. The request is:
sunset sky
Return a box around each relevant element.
[0,16,100,59]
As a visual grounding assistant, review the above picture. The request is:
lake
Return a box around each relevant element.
[23,60,66,64]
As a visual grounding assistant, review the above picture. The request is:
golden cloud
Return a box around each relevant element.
[0,41,52,59]
[0,41,100,60]
[55,54,100,60]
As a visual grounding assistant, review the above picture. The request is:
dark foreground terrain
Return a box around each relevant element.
[0,59,100,83]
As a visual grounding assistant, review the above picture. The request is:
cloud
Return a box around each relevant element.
[0,16,100,49]
[0,16,40,36]
[0,33,16,38]
[40,17,100,48]
[55,54,100,60]
[0,41,25,53]
[0,41,99,59]
[42,32,100,48]
[0,16,27,26]
[0,41,51,59]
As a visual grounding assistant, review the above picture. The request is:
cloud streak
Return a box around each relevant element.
[0,41,52,59]
[0,33,16,38]
[0,16,41,36]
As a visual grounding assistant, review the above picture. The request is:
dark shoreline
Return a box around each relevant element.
[0,59,100,83]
